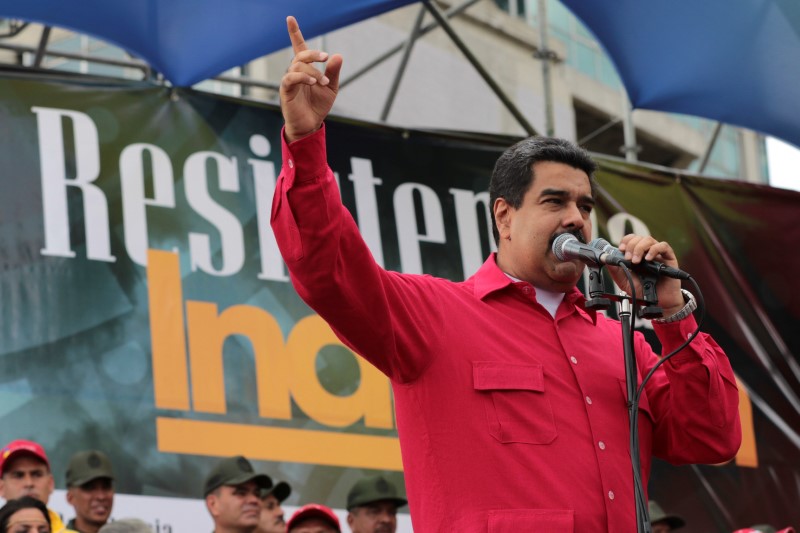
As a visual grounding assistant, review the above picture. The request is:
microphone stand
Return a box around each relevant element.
[619,297,650,533]
[584,268,661,533]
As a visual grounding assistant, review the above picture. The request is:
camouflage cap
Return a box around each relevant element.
[66,450,114,487]
[203,456,272,497]
[346,475,407,510]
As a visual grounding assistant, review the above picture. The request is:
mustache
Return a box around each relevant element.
[548,229,586,249]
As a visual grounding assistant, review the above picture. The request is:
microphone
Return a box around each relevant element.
[590,238,690,280]
[552,233,603,267]
[551,234,690,280]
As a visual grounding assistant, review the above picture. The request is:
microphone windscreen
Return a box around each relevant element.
[552,233,578,261]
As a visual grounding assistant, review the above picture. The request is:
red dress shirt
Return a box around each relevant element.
[271,126,742,532]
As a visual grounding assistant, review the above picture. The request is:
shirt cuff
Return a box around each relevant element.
[280,124,329,187]
[652,314,701,367]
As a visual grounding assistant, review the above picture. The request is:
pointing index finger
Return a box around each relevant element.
[286,16,308,54]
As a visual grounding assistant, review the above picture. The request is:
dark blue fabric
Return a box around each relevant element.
[562,0,800,148]
[0,0,416,86]
[2,0,799,148]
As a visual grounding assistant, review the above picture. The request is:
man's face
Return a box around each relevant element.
[494,161,594,292]
[66,477,114,528]
[0,455,54,503]
[206,481,262,531]
[257,493,285,533]
[652,522,673,533]
[289,517,338,533]
[347,501,398,533]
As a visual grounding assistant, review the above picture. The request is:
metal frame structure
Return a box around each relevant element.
[0,1,724,164]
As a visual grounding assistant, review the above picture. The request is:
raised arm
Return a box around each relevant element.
[280,16,343,142]
[271,19,443,383]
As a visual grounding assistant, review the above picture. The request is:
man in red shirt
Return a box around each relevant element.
[271,16,741,532]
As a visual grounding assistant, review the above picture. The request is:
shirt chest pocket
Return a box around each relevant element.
[473,361,558,445]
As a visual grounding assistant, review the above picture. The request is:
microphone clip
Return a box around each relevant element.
[636,271,663,319]
[585,266,612,311]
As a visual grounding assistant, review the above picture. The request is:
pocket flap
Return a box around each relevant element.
[473,362,544,391]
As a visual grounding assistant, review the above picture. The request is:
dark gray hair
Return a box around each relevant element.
[488,136,597,243]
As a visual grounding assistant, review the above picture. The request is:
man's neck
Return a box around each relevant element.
[72,517,103,533]
[214,525,257,533]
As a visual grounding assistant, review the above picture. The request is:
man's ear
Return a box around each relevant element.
[0,478,5,499]
[494,197,513,242]
[47,472,54,497]
[206,493,219,517]
[66,487,75,504]
[347,512,355,528]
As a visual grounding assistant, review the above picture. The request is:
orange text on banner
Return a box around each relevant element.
[147,249,400,470]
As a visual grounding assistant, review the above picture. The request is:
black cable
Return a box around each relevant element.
[635,276,705,398]
[628,275,705,532]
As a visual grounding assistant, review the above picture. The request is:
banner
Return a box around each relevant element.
[0,72,797,531]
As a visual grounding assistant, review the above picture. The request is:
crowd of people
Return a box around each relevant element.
[0,439,407,533]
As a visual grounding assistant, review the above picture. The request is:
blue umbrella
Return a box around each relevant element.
[1,0,799,148]
[0,0,415,86]
[561,0,800,148]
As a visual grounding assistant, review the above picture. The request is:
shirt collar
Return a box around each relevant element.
[471,254,597,324]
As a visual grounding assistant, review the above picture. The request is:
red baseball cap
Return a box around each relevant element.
[286,504,341,532]
[0,440,50,475]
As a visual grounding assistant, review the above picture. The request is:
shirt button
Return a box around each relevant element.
[608,491,615,500]
[523,286,531,294]
[585,396,592,405]
[598,441,606,450]
[570,356,578,364]
[288,159,294,168]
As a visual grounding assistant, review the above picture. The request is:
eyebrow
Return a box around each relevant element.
[540,188,595,205]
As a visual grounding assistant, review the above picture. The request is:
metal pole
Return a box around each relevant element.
[339,0,484,89]
[422,0,537,136]
[620,89,639,162]
[0,42,149,73]
[381,5,427,122]
[536,0,555,136]
[578,118,622,146]
[698,122,723,173]
[33,26,52,68]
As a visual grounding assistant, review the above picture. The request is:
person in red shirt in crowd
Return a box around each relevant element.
[271,16,742,532]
